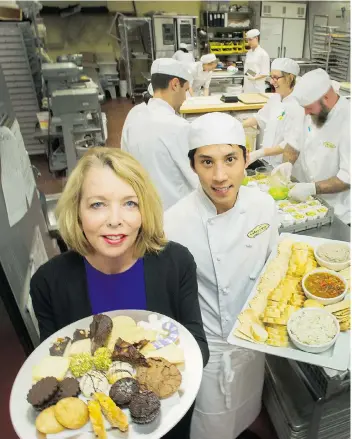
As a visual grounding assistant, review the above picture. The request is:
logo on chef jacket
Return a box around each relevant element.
[323,141,336,149]
[247,223,270,238]
[277,111,286,121]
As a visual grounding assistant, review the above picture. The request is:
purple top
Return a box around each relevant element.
[84,258,147,314]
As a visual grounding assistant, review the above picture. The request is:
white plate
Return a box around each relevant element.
[227,233,351,371]
[10,310,203,439]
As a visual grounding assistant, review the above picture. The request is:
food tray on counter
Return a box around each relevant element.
[227,233,350,371]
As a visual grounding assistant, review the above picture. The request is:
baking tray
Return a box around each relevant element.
[279,196,334,234]
[227,233,351,371]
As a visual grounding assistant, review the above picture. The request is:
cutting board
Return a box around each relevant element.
[238,93,269,104]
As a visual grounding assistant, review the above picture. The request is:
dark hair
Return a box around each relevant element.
[143,92,152,104]
[282,72,296,89]
[180,48,189,53]
[151,73,187,91]
[188,144,247,168]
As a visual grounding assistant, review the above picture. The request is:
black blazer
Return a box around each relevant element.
[30,241,209,366]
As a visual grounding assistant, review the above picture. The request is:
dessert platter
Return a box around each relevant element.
[10,310,203,439]
[228,233,350,370]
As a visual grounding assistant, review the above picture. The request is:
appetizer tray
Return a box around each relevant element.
[227,233,350,371]
[10,310,203,439]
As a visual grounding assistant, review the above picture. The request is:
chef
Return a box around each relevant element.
[164,112,279,439]
[121,58,198,210]
[189,53,218,97]
[243,29,270,93]
[172,43,195,66]
[273,68,350,224]
[243,58,304,167]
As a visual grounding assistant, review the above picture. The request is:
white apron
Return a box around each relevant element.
[260,102,284,168]
[243,75,266,94]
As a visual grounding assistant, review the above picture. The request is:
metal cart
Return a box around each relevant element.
[117,16,154,104]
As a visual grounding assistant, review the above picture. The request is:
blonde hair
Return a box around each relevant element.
[56,147,167,257]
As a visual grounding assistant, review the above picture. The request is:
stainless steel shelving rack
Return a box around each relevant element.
[311,25,350,82]
[117,16,154,104]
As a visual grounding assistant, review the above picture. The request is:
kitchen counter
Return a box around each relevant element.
[180,95,267,115]
[297,216,350,242]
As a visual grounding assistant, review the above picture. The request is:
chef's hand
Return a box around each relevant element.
[271,163,293,182]
[247,76,256,81]
[289,183,316,202]
[248,149,265,165]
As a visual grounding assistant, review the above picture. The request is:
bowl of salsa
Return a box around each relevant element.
[302,269,348,305]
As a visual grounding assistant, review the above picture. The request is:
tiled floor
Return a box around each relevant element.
[28,97,278,439]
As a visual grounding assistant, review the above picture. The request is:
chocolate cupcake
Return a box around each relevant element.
[129,390,160,424]
[109,378,139,408]
[27,377,59,410]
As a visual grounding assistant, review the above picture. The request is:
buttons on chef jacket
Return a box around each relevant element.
[240,209,246,215]
[222,287,229,295]
[208,219,214,225]
[216,256,221,262]
[246,243,253,248]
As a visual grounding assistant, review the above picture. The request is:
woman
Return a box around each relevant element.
[189,53,218,97]
[243,58,304,167]
[172,43,195,66]
[30,147,209,438]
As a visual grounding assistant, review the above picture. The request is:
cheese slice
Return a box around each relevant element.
[251,323,268,342]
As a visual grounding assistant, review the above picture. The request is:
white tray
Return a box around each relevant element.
[227,233,350,371]
[10,310,204,439]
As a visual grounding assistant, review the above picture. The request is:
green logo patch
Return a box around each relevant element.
[323,141,336,149]
[247,223,270,238]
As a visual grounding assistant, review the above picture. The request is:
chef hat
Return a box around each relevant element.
[200,53,217,64]
[293,68,332,106]
[151,58,193,82]
[189,112,246,151]
[179,43,188,49]
[147,83,153,95]
[271,58,300,76]
[246,29,260,39]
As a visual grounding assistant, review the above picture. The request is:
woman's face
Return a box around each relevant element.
[270,69,292,97]
[79,165,142,260]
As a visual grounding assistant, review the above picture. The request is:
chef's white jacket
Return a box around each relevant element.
[189,61,213,96]
[164,186,279,439]
[255,93,305,167]
[121,98,199,210]
[172,50,195,66]
[120,102,147,150]
[294,96,350,224]
[243,46,270,93]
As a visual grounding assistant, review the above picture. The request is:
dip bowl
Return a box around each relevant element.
[302,268,348,305]
[314,242,350,272]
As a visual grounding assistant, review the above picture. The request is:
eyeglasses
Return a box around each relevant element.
[270,75,284,81]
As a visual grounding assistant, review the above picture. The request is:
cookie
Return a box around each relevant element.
[94,392,129,432]
[49,337,72,357]
[54,397,89,429]
[136,357,182,398]
[32,356,71,382]
[90,314,113,354]
[80,371,109,398]
[88,400,107,439]
[70,353,94,377]
[109,378,139,407]
[107,361,134,384]
[129,390,160,424]
[73,329,90,342]
[57,377,80,399]
[27,377,59,408]
[35,406,65,434]
[112,338,148,367]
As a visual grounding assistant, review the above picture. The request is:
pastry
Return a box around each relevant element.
[69,339,92,356]
[129,390,161,424]
[32,356,71,382]
[73,328,90,342]
[142,343,185,365]
[80,371,109,398]
[54,397,89,429]
[109,377,139,407]
[94,392,129,432]
[49,337,72,357]
[112,338,148,367]
[35,406,65,434]
[93,347,112,371]
[107,361,134,384]
[88,400,107,439]
[27,377,59,409]
[90,314,113,354]
[70,353,93,377]
[136,357,182,398]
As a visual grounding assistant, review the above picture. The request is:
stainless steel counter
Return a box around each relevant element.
[297,217,350,242]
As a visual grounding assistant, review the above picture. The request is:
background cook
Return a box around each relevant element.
[243,29,270,94]
[164,113,279,439]
[189,53,218,97]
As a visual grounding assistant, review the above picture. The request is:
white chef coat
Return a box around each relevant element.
[121,98,199,210]
[294,96,350,224]
[172,50,195,66]
[190,61,213,96]
[120,102,147,149]
[164,185,279,439]
[243,46,270,93]
[255,93,305,167]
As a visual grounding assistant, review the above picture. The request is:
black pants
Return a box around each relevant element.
[163,402,195,439]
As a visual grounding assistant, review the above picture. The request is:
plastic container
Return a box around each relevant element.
[36,111,49,130]
[244,127,259,153]
[119,80,127,98]
[255,166,271,176]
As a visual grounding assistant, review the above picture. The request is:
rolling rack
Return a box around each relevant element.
[311,25,350,82]
[117,16,154,104]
